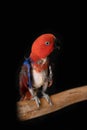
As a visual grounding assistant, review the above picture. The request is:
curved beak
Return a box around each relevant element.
[54,38,61,51]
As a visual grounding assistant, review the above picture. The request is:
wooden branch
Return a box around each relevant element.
[17,85,87,121]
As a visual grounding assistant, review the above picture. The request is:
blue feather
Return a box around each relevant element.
[23,58,32,88]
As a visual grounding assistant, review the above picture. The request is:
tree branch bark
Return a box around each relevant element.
[17,85,87,121]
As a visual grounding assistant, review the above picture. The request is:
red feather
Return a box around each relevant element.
[19,64,32,100]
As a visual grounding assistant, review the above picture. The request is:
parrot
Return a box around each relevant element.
[19,33,59,107]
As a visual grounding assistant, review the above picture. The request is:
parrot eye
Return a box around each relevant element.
[45,41,50,45]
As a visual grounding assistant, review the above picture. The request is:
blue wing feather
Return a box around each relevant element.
[23,58,32,88]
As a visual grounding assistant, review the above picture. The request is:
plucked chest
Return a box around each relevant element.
[31,58,49,88]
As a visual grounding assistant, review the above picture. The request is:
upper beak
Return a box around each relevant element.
[55,43,61,50]
[54,38,61,50]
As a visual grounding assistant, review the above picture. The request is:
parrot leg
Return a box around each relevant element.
[32,96,41,108]
[29,88,41,108]
[42,91,53,106]
[42,82,53,106]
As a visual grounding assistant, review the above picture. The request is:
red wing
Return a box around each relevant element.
[19,65,32,100]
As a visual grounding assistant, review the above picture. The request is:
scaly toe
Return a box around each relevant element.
[32,96,41,108]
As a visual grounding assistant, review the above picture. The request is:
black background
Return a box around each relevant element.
[8,2,87,129]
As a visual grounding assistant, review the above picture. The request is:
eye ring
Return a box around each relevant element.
[45,41,50,45]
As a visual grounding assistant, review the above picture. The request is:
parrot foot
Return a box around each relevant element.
[42,92,53,106]
[32,96,41,108]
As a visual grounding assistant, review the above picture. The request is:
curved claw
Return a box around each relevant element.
[32,96,41,108]
[42,92,53,106]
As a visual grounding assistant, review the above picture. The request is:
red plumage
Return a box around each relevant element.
[18,33,56,106]
[19,65,32,100]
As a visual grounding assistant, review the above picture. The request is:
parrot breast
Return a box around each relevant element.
[32,69,48,88]
[31,58,49,88]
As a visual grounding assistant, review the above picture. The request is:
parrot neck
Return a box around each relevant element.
[30,53,49,72]
[30,53,43,63]
[31,57,49,72]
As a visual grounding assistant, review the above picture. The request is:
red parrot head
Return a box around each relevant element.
[30,33,56,62]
